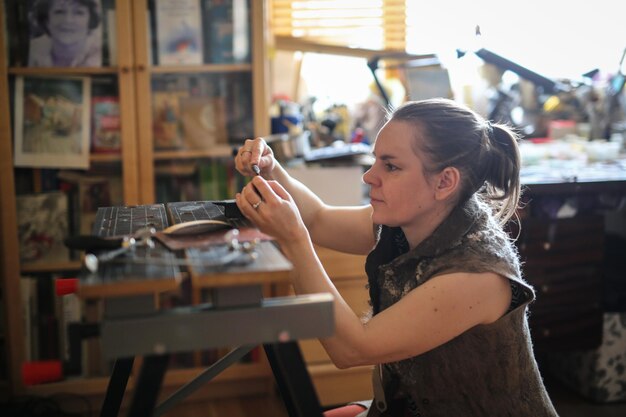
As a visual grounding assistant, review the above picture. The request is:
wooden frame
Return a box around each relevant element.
[0,0,27,394]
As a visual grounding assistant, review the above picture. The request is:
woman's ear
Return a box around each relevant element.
[434,167,460,200]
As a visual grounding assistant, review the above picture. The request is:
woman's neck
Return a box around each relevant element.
[402,203,455,250]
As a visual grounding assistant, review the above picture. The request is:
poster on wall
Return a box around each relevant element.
[14,75,91,169]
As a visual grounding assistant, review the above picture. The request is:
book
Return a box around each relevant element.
[199,163,218,201]
[16,192,70,265]
[4,0,29,66]
[20,277,39,362]
[222,74,253,140]
[101,1,118,66]
[152,90,189,149]
[35,277,59,361]
[91,96,121,153]
[155,0,204,65]
[56,292,82,363]
[203,0,250,64]
[180,96,228,149]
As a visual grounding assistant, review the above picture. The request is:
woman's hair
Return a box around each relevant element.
[31,0,101,36]
[390,98,522,224]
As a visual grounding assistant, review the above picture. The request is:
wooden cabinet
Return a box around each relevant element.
[0,0,270,403]
[516,212,605,351]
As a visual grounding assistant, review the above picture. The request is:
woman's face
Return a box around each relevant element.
[363,120,440,228]
[47,0,90,46]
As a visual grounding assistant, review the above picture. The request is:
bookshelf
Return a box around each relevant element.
[0,0,271,406]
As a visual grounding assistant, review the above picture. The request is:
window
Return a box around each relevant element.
[271,0,406,51]
[272,0,624,111]
[271,1,409,108]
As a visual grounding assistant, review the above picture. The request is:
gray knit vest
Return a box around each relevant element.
[364,196,559,417]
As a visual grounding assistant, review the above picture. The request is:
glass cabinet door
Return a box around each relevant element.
[0,0,139,391]
[3,0,138,269]
[133,0,269,204]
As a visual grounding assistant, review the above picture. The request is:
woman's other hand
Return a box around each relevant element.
[235,176,309,247]
[234,137,276,178]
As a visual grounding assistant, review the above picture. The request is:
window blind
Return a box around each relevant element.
[270,0,406,51]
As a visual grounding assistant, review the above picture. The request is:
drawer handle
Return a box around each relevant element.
[542,328,551,337]
[542,242,551,251]
[541,285,550,293]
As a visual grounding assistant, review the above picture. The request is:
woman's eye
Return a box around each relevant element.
[384,162,398,172]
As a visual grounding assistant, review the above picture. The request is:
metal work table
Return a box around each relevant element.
[74,200,333,417]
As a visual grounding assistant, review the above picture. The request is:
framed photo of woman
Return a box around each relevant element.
[27,0,103,67]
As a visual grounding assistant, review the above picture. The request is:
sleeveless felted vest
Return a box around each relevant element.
[364,196,559,417]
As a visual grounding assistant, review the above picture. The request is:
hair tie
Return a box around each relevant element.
[485,121,496,143]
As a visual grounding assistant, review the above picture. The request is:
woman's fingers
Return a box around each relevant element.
[235,137,272,176]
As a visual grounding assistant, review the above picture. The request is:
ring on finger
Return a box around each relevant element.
[252,201,262,210]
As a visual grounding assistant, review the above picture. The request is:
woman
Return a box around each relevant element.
[234,98,558,416]
[28,0,102,67]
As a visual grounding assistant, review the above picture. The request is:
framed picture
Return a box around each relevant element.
[27,0,104,67]
[14,75,92,169]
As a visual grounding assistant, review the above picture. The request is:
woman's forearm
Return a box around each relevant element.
[280,237,369,368]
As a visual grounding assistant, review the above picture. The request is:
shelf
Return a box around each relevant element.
[154,146,235,161]
[151,63,253,74]
[24,362,268,397]
[90,153,123,163]
[8,67,119,76]
[21,261,82,274]
[26,375,112,397]
[9,64,253,76]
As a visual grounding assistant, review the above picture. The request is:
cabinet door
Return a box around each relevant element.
[4,0,138,251]
[518,215,604,351]
[131,0,269,204]
[0,0,138,392]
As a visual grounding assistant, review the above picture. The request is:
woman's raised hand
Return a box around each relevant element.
[234,137,276,178]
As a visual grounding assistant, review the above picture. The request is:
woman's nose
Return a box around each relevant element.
[362,167,377,186]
